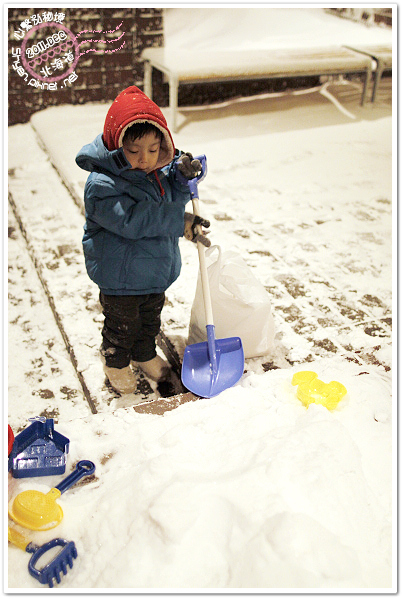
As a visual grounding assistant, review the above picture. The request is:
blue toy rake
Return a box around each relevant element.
[8,526,77,588]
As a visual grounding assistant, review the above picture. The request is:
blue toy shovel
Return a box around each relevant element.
[181,156,244,397]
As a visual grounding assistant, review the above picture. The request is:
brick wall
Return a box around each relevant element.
[327,7,393,27]
[8,7,163,125]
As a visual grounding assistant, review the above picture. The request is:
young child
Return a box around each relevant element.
[76,85,210,395]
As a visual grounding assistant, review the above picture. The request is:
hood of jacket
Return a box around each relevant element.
[102,85,175,170]
[76,133,133,177]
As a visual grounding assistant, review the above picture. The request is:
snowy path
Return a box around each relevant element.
[8,209,89,430]
[8,87,392,425]
[8,125,112,417]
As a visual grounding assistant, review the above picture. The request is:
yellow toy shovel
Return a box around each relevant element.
[9,460,95,531]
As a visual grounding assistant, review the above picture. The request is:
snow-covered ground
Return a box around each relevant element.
[7,7,395,592]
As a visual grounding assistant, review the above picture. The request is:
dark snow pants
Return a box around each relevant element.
[99,292,165,368]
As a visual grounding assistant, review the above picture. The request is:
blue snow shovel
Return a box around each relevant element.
[181,156,244,398]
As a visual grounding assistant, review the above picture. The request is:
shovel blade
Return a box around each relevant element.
[182,336,244,398]
[9,489,63,531]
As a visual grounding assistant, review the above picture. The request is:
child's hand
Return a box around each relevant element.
[176,153,202,180]
[184,213,211,247]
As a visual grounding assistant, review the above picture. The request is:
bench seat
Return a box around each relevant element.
[142,46,372,132]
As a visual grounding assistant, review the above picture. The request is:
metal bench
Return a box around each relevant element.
[343,44,392,102]
[142,46,372,132]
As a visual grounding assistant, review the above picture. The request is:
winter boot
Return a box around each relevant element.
[136,355,170,382]
[136,355,177,397]
[103,363,137,394]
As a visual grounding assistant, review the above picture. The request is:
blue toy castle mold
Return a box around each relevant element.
[8,417,70,478]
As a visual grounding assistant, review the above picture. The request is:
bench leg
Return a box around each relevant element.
[144,61,152,99]
[371,60,384,103]
[361,67,371,106]
[169,76,179,134]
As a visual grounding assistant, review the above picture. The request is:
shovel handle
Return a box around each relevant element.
[187,156,214,327]
[180,155,207,196]
[8,525,31,551]
[192,197,214,326]
[55,460,95,495]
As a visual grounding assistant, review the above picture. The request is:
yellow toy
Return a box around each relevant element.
[8,460,95,531]
[291,371,347,410]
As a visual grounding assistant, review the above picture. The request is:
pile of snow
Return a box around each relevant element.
[8,358,393,590]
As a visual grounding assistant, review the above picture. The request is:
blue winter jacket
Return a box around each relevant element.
[76,134,191,295]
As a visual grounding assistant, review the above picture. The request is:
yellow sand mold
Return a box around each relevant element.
[292,371,347,410]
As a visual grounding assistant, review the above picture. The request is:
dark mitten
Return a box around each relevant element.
[184,213,211,247]
[176,153,202,180]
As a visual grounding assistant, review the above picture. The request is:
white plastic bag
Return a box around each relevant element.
[188,245,275,359]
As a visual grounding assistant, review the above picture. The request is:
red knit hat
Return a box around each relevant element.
[103,86,175,169]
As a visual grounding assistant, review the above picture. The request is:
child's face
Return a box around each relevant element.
[122,132,161,173]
